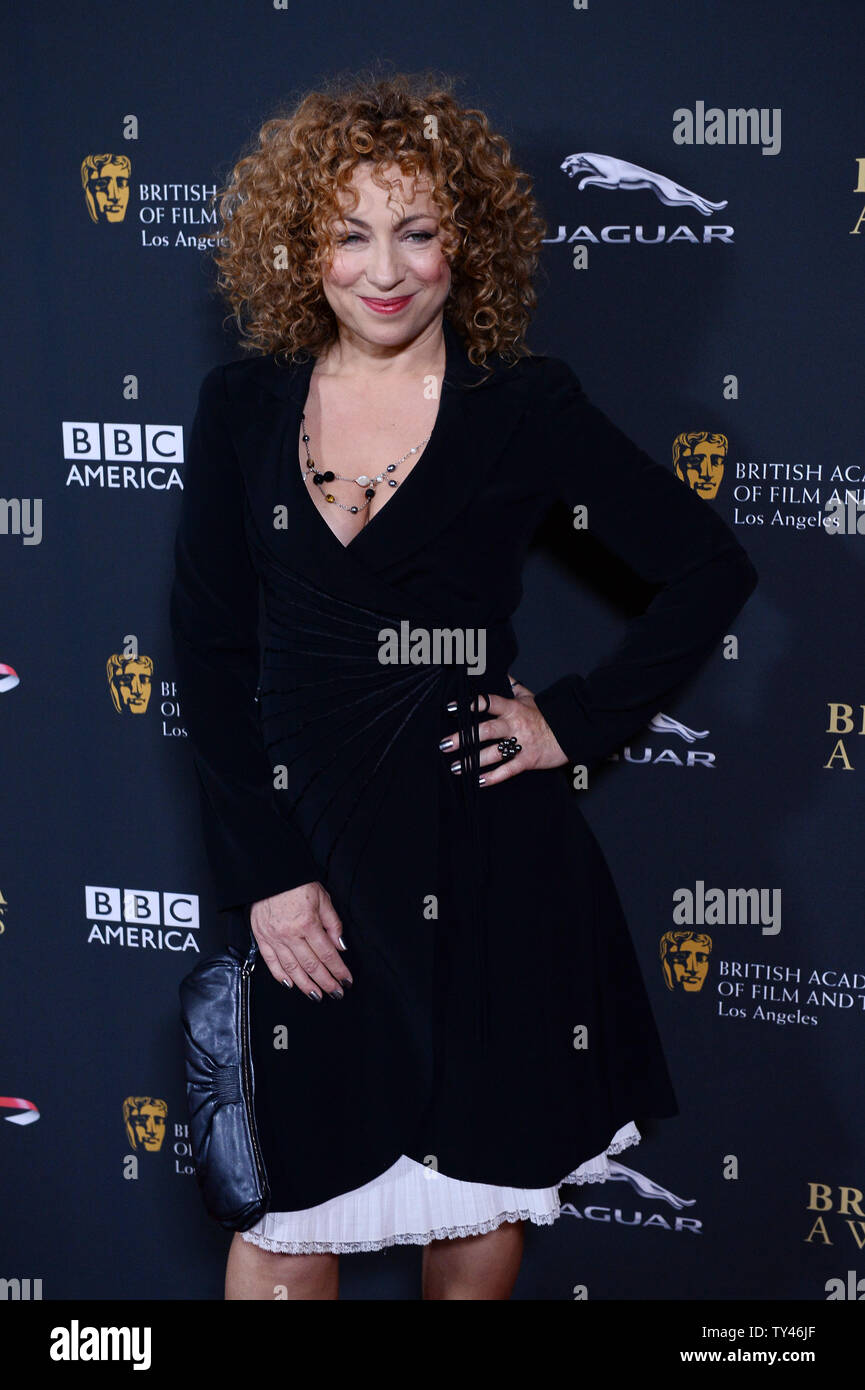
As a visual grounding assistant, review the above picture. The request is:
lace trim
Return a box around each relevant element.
[240,1128,642,1256]
[556,1126,642,1185]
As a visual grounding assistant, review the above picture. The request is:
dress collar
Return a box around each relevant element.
[256,313,493,401]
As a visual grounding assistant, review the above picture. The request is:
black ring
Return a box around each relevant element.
[496,736,522,763]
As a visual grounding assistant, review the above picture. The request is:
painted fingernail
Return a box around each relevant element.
[341,977,352,988]
[281,977,293,989]
[329,987,344,1000]
[338,935,347,950]
[446,701,458,713]
[450,760,462,775]
[439,738,453,751]
[309,988,322,1002]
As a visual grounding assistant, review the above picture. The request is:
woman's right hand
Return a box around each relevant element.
[250,883,352,1001]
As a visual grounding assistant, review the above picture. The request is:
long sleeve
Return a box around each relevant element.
[532,357,758,771]
[170,364,321,912]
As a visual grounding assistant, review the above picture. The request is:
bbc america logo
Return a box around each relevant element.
[63,422,184,490]
[85,887,200,952]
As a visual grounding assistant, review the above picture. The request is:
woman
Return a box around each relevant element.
[170,72,758,1300]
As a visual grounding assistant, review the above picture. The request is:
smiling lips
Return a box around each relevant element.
[359,294,416,314]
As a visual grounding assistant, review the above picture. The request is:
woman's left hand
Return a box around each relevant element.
[440,674,569,786]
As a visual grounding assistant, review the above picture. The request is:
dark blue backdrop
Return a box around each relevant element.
[3,0,864,1302]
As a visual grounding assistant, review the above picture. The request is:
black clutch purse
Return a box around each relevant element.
[178,922,270,1231]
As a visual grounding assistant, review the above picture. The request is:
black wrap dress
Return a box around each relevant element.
[170,315,758,1248]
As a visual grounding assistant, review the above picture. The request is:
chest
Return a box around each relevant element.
[297,375,442,548]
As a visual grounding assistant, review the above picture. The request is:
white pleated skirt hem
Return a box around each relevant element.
[240,1120,641,1255]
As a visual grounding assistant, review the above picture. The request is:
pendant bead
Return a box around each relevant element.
[325,494,335,503]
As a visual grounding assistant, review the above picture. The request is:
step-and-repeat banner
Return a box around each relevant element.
[3,1,863,1302]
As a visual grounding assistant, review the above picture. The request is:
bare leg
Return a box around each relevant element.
[225,1232,339,1300]
[421,1219,524,1300]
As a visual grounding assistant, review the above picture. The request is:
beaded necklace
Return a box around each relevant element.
[300,412,431,515]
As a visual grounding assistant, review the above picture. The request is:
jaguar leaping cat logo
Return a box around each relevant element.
[649,713,710,744]
[604,1161,697,1209]
[561,153,728,216]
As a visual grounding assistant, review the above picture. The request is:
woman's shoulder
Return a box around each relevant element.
[488,345,584,405]
[198,343,584,411]
[196,352,305,408]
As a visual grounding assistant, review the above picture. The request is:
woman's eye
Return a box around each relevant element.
[336,231,436,245]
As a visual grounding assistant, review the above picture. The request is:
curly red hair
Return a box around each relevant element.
[210,69,547,367]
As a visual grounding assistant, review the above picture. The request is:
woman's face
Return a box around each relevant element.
[319,161,453,349]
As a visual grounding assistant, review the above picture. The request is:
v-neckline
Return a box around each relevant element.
[289,333,450,554]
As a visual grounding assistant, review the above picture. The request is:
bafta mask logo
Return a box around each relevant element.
[672,432,728,500]
[123,1096,167,1153]
[660,930,712,993]
[81,153,131,223]
[107,653,153,714]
